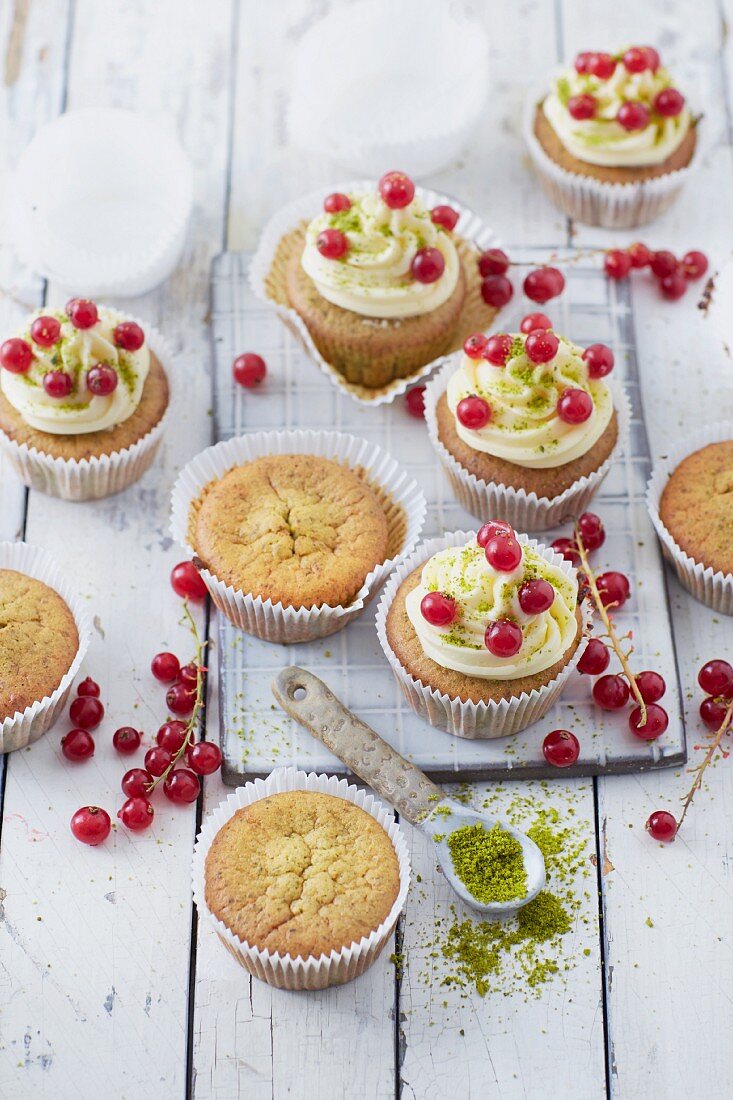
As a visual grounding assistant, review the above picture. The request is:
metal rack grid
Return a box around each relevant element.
[209,248,686,782]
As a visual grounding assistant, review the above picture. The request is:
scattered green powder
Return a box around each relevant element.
[447,824,528,904]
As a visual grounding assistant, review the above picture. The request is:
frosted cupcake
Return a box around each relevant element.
[277,172,497,389]
[424,315,627,530]
[377,528,589,738]
[525,45,698,227]
[0,299,169,500]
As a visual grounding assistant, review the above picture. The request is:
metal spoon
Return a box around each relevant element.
[271,666,545,919]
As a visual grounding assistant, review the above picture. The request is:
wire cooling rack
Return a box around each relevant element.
[209,248,686,782]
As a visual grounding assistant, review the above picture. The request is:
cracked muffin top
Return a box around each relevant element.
[0,569,79,721]
[189,454,389,609]
[204,790,400,959]
[659,441,733,576]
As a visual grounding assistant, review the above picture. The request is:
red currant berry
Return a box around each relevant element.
[316,228,349,259]
[681,251,708,280]
[411,247,445,284]
[604,249,632,280]
[112,321,145,351]
[523,267,564,304]
[700,696,729,730]
[485,534,523,572]
[323,192,351,213]
[61,728,95,762]
[593,674,630,710]
[66,298,98,329]
[623,46,649,73]
[157,719,188,754]
[650,250,677,278]
[583,343,614,379]
[481,275,513,308]
[420,592,457,627]
[0,337,33,374]
[178,663,200,689]
[405,385,426,418]
[520,312,552,333]
[464,334,489,359]
[629,703,668,740]
[627,242,652,269]
[170,561,207,600]
[588,52,616,79]
[568,94,596,120]
[578,637,610,676]
[43,370,73,398]
[525,329,559,364]
[642,46,660,72]
[30,316,61,348]
[485,618,523,658]
[233,352,267,387]
[122,768,153,798]
[86,364,118,396]
[187,741,223,775]
[595,571,631,609]
[164,768,201,804]
[698,659,733,697]
[456,395,492,430]
[577,511,605,551]
[557,388,593,424]
[118,797,154,831]
[166,681,196,717]
[518,578,555,614]
[617,101,649,131]
[478,248,510,277]
[378,171,415,209]
[659,273,687,301]
[636,671,666,704]
[144,746,172,776]
[430,205,459,231]
[654,88,685,117]
[113,726,141,755]
[485,334,513,366]
[477,520,514,547]
[551,537,581,566]
[151,651,180,683]
[646,810,677,842]
[77,676,100,697]
[574,52,593,74]
[70,805,111,846]
[69,695,104,730]
[542,729,580,768]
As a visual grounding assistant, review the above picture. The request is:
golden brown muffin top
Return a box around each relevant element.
[204,790,400,959]
[190,454,389,609]
[0,569,79,720]
[659,441,733,577]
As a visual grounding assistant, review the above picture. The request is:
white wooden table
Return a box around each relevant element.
[1,2,732,1097]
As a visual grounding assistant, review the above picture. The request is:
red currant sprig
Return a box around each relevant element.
[604,244,708,301]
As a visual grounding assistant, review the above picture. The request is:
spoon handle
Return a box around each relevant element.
[271,666,444,825]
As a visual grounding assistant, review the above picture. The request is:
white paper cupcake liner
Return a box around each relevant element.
[647,420,733,614]
[192,766,411,990]
[249,180,502,406]
[375,530,592,740]
[0,316,172,502]
[0,541,93,753]
[522,90,701,229]
[170,429,426,643]
[424,358,631,531]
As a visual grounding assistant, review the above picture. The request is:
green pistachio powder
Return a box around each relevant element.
[447,823,528,904]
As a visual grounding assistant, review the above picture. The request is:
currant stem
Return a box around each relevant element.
[677,699,733,832]
[573,523,648,727]
[147,601,207,794]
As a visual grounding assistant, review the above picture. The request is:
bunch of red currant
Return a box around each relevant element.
[604,244,708,300]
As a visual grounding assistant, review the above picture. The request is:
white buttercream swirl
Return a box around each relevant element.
[1,306,149,435]
[446,333,613,469]
[543,61,691,167]
[300,191,459,319]
[405,539,578,680]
